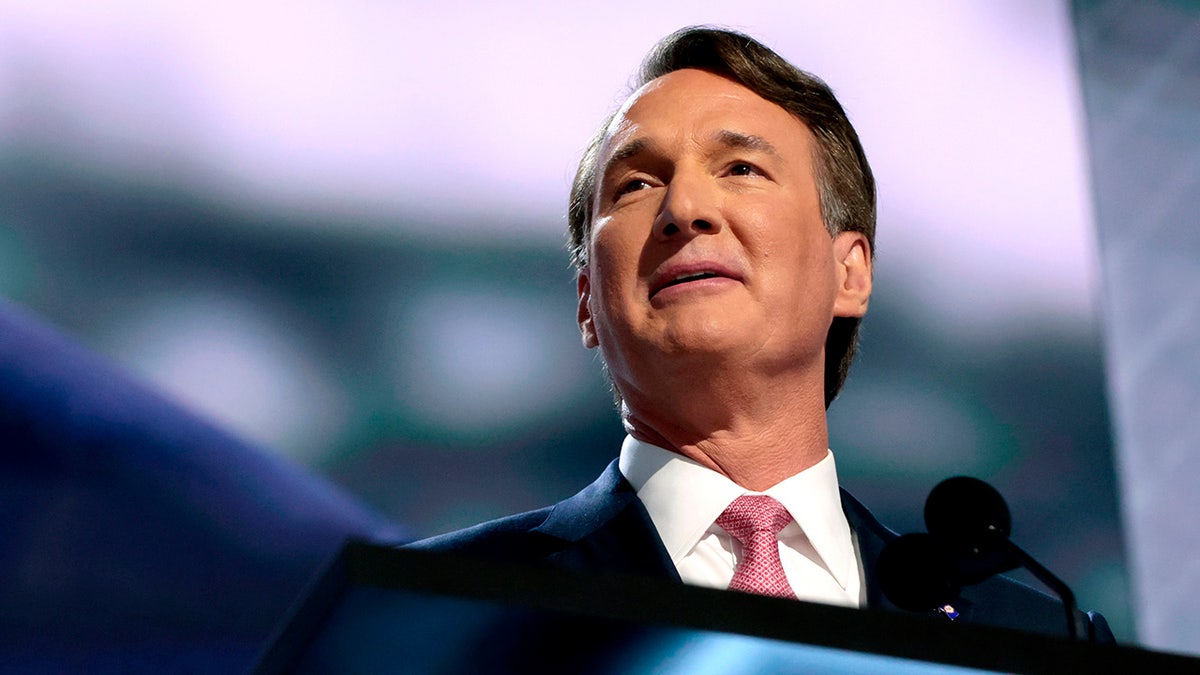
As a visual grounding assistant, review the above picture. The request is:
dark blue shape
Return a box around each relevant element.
[0,301,407,672]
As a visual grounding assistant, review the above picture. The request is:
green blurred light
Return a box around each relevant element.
[0,224,37,299]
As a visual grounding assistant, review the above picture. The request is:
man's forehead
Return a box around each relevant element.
[596,69,808,168]
[602,69,745,140]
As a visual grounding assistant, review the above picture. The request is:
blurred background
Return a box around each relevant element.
[2,0,1197,654]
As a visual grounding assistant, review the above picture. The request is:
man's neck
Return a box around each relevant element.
[621,383,830,492]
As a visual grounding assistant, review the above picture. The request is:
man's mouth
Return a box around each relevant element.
[650,265,740,298]
[659,271,721,291]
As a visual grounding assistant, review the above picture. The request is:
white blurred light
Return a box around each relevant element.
[394,284,586,434]
[0,0,1096,333]
[102,292,349,463]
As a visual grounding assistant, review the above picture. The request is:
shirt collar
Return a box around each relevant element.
[618,436,744,564]
[618,435,857,591]
[766,448,857,591]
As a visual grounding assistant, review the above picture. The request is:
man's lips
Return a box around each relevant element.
[649,262,743,298]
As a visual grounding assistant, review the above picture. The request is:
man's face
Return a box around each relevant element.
[577,68,870,401]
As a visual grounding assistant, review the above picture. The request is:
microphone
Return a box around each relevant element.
[925,476,1010,544]
[924,477,1020,586]
[876,533,960,613]
[880,476,1087,640]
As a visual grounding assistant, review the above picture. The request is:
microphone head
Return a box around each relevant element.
[877,533,962,612]
[924,476,1011,547]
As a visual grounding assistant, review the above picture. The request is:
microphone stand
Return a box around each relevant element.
[994,539,1084,641]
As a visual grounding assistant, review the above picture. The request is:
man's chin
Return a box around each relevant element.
[656,319,761,354]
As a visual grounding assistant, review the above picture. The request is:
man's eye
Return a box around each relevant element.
[618,178,652,195]
[729,163,759,177]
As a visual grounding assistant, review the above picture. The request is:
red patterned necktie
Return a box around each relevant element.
[717,495,798,599]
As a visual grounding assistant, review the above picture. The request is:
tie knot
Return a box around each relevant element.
[716,495,792,545]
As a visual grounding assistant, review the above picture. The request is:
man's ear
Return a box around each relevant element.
[832,232,872,318]
[577,268,599,349]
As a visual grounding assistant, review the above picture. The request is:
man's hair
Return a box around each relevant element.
[568,26,876,408]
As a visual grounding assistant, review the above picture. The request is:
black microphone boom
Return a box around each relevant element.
[879,476,1088,641]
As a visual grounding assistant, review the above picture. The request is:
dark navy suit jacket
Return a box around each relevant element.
[410,460,1113,641]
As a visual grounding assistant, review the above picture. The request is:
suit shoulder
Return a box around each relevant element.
[966,573,1059,622]
[964,573,1113,641]
[404,507,564,564]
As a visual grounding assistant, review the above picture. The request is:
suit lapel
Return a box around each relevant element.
[839,488,897,611]
[534,460,680,581]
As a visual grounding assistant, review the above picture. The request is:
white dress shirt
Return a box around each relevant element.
[618,435,864,608]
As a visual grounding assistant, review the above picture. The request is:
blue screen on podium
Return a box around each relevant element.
[289,585,1003,674]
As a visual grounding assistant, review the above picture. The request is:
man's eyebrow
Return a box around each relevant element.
[599,131,777,182]
[600,137,652,181]
[714,130,779,156]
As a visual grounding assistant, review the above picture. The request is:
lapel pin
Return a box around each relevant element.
[938,604,960,620]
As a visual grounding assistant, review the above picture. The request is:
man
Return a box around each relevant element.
[410,26,1110,639]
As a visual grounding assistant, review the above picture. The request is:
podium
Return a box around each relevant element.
[256,541,1196,674]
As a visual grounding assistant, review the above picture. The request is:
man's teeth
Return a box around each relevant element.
[674,271,717,283]
[656,271,722,295]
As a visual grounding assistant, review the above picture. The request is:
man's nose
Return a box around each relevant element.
[653,175,723,240]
